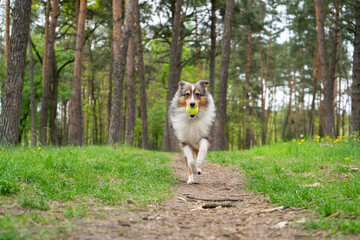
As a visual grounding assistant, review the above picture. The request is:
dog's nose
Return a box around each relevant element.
[190,102,195,107]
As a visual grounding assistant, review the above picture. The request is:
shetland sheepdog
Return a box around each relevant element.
[170,80,216,184]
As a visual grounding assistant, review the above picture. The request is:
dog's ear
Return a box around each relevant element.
[197,80,209,89]
[178,81,186,90]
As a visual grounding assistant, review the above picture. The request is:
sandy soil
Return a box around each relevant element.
[72,155,327,240]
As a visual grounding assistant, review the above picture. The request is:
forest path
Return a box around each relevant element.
[75,155,323,240]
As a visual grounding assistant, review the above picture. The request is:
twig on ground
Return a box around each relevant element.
[202,203,235,209]
[186,196,243,202]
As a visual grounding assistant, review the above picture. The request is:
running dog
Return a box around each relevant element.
[170,80,216,184]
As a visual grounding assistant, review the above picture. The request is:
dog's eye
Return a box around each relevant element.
[195,93,201,97]
[185,93,190,97]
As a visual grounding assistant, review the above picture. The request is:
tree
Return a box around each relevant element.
[109,0,135,144]
[0,0,32,145]
[68,0,87,145]
[28,34,37,146]
[135,0,149,149]
[350,0,360,133]
[161,0,183,152]
[209,0,217,97]
[315,0,335,136]
[212,0,234,151]
[40,0,59,144]
[4,0,10,76]
[125,32,136,146]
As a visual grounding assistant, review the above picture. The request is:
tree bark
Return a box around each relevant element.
[309,49,321,138]
[109,0,134,144]
[125,32,136,146]
[244,29,253,150]
[162,0,183,152]
[350,0,360,133]
[259,36,266,145]
[107,43,113,137]
[40,0,59,144]
[49,54,59,145]
[68,0,87,145]
[209,0,217,97]
[315,0,335,136]
[212,0,234,151]
[28,34,37,146]
[5,0,11,76]
[282,56,295,140]
[135,0,149,149]
[0,0,31,145]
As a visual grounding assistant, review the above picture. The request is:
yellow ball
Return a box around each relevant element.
[186,106,199,116]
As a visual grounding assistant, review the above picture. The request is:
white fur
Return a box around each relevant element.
[170,91,215,184]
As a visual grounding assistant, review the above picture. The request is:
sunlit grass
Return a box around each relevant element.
[208,137,360,236]
[0,145,177,239]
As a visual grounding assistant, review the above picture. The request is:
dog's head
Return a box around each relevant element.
[177,80,209,117]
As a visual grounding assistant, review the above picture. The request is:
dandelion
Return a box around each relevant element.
[83,150,86,153]
[125,151,128,154]
[317,136,320,139]
[301,139,304,142]
[298,142,302,145]
[292,139,296,142]
[38,147,41,150]
[1,148,4,151]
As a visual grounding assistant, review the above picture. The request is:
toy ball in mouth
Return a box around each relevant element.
[186,106,199,117]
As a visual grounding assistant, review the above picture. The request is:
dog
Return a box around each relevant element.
[170,80,216,184]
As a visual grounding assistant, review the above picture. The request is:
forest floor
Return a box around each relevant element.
[70,155,327,240]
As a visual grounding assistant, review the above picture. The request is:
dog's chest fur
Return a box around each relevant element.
[170,94,215,150]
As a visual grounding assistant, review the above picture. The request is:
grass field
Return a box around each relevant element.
[208,136,360,236]
[0,145,176,239]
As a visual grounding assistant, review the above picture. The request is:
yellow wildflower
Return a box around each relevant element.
[301,139,304,142]
[317,136,320,139]
[38,147,41,150]
[292,139,296,142]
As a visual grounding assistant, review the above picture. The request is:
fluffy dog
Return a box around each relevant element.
[170,80,216,184]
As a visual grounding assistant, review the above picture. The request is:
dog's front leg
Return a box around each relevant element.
[182,145,199,184]
[196,139,209,173]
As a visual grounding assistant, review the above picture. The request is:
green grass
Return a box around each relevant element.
[208,137,360,236]
[0,145,176,239]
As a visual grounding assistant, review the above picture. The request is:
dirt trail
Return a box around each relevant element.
[75,155,320,240]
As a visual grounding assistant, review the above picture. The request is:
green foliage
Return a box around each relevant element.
[208,138,360,235]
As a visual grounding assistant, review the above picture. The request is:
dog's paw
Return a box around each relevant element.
[187,175,194,184]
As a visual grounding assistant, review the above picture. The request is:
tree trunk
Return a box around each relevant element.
[0,0,31,145]
[5,0,11,76]
[135,0,149,149]
[125,32,136,146]
[28,34,37,146]
[209,0,217,97]
[109,0,134,144]
[330,0,339,137]
[259,36,266,145]
[212,0,234,151]
[107,43,113,136]
[309,49,321,138]
[68,0,87,145]
[282,62,294,140]
[162,0,183,152]
[49,54,59,145]
[244,29,253,150]
[42,0,51,88]
[40,0,59,144]
[350,0,360,133]
[315,0,335,136]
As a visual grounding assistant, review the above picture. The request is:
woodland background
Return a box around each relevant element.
[0,0,359,151]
